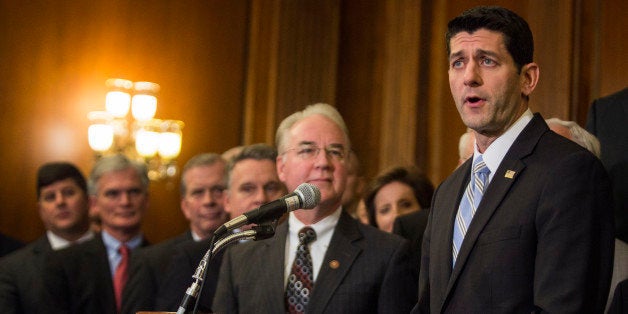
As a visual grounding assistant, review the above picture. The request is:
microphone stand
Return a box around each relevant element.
[176,223,276,314]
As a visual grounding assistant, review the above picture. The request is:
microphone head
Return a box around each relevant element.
[294,183,321,209]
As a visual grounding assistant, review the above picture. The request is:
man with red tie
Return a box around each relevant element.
[43,154,152,314]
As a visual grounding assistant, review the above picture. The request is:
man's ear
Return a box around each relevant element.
[180,198,192,220]
[276,155,286,182]
[88,195,99,219]
[520,62,539,97]
[224,190,232,214]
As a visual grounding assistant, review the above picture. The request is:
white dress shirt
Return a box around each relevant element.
[284,207,341,286]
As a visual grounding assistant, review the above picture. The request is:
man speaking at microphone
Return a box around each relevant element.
[213,103,416,314]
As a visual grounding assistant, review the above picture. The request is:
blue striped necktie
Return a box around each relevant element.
[452,155,490,266]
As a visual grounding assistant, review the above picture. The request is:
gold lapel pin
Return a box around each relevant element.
[329,260,340,269]
[504,170,516,179]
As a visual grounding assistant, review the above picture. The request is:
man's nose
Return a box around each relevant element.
[463,61,482,87]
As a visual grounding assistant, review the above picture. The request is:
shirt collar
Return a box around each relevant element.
[474,109,533,181]
[47,230,95,250]
[288,206,341,239]
[101,229,143,252]
[191,230,203,242]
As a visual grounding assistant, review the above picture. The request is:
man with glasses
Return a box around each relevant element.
[43,154,152,313]
[213,103,416,313]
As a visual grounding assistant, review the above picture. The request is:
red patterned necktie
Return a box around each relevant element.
[285,227,317,314]
[113,244,130,312]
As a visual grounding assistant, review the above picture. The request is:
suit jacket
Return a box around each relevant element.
[132,230,194,309]
[415,114,614,313]
[586,87,628,243]
[42,233,151,314]
[392,209,430,284]
[608,278,628,314]
[0,236,50,314]
[154,237,224,312]
[0,233,23,258]
[213,210,417,314]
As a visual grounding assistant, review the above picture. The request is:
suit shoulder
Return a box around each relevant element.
[596,88,628,106]
[357,222,408,249]
[536,131,601,164]
[1,236,50,264]
[138,233,191,256]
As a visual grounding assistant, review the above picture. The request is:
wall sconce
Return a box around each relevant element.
[88,78,184,181]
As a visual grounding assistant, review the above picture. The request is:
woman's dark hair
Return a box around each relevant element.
[364,166,434,228]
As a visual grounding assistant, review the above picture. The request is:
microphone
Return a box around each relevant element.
[214,183,321,238]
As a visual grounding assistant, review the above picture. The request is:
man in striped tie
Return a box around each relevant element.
[414,6,614,313]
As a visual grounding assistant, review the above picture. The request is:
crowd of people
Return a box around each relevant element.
[0,5,626,314]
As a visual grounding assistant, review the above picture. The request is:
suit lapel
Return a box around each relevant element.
[433,161,470,310]
[444,114,548,301]
[307,211,362,314]
[70,235,116,313]
[32,236,52,266]
[259,221,290,313]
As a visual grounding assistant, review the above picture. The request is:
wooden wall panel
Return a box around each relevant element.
[336,0,422,181]
[336,1,386,180]
[598,0,628,97]
[0,0,624,243]
[377,0,421,171]
[0,0,249,243]
[274,0,341,119]
[243,0,341,145]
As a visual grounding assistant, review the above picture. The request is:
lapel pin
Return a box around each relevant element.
[329,260,340,269]
[504,170,516,179]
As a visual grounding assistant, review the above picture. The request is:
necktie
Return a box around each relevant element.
[452,155,490,266]
[113,244,130,312]
[285,227,317,314]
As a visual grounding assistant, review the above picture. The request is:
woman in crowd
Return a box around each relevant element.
[364,165,434,233]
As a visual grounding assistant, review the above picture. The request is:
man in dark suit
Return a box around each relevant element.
[213,103,416,313]
[587,87,628,244]
[414,6,614,313]
[134,153,229,308]
[0,162,93,314]
[393,208,430,283]
[586,88,628,309]
[43,154,152,314]
[155,143,286,312]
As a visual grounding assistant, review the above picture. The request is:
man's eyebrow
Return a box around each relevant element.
[328,143,345,149]
[449,49,500,62]
[449,50,465,61]
[475,49,500,59]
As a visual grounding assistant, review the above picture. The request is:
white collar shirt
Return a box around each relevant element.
[46,230,94,251]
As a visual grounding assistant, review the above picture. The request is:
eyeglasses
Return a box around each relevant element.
[285,145,347,161]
